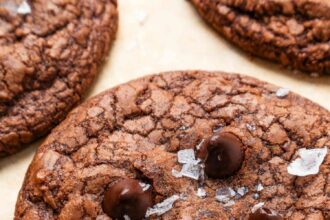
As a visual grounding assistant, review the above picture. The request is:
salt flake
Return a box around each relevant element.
[251,202,265,213]
[145,195,179,217]
[196,188,207,198]
[246,123,256,132]
[253,193,260,199]
[177,149,196,164]
[180,193,188,201]
[256,183,264,192]
[17,1,31,14]
[180,163,200,180]
[236,187,249,197]
[223,200,235,207]
[139,182,150,192]
[171,168,183,178]
[287,147,328,176]
[276,88,290,98]
[123,215,131,220]
[196,139,206,150]
[215,187,236,203]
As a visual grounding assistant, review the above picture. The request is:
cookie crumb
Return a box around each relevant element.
[215,187,236,203]
[287,147,328,176]
[145,195,180,217]
[276,88,290,98]
[17,1,31,14]
[251,202,265,213]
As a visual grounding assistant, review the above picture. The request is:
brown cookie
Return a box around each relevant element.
[191,0,330,75]
[15,71,330,219]
[0,0,118,155]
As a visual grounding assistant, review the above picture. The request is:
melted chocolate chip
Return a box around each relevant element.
[248,207,283,220]
[197,132,243,178]
[102,179,153,220]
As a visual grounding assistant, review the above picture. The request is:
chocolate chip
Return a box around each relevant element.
[248,208,283,220]
[197,132,243,178]
[102,179,153,220]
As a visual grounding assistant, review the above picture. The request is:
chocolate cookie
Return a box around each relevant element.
[15,71,330,219]
[0,0,118,155]
[190,0,330,75]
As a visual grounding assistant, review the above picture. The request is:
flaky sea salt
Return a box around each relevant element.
[276,88,290,98]
[17,1,31,14]
[215,187,236,203]
[174,149,202,180]
[246,123,256,132]
[180,193,188,201]
[256,183,264,192]
[139,182,150,192]
[180,163,200,180]
[123,215,131,220]
[251,202,265,213]
[196,139,206,150]
[171,168,183,178]
[287,147,328,176]
[196,188,207,198]
[223,200,235,207]
[177,149,197,164]
[145,195,180,217]
[236,187,249,197]
[253,193,260,199]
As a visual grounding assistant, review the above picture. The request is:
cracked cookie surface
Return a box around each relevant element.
[0,0,118,155]
[191,0,330,75]
[15,71,330,219]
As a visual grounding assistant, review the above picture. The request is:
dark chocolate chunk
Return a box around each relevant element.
[102,179,153,220]
[248,207,283,220]
[197,132,243,178]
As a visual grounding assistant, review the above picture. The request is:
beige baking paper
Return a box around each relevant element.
[1,1,329,219]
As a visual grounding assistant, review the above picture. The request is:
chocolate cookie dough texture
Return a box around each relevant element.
[191,0,330,75]
[0,0,118,155]
[15,71,330,219]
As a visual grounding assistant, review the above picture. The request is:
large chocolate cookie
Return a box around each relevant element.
[15,71,330,219]
[191,0,330,75]
[0,0,118,155]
